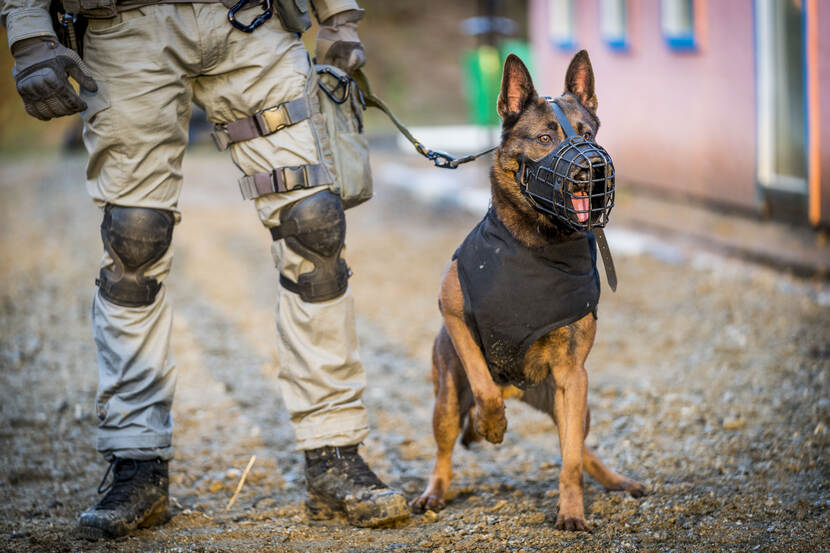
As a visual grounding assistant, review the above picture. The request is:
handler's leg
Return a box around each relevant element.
[192,4,407,526]
[76,5,201,539]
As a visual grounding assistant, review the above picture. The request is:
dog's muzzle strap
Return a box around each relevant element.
[593,228,617,292]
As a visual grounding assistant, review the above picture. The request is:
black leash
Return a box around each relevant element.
[353,69,497,169]
[592,228,617,292]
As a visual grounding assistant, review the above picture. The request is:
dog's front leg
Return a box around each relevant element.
[440,261,506,443]
[552,361,589,531]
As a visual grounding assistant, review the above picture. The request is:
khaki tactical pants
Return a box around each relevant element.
[80,3,368,460]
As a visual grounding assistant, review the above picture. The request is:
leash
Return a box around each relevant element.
[592,228,617,292]
[353,69,497,169]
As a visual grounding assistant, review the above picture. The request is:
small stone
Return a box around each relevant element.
[209,481,224,493]
[226,468,242,479]
[489,499,508,512]
[422,509,439,523]
[722,417,746,430]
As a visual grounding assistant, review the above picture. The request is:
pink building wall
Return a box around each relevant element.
[816,0,830,226]
[529,0,759,211]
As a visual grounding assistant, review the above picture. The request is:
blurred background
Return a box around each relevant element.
[2,0,830,232]
[1,1,828,552]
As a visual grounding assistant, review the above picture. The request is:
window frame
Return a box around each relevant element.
[660,0,698,51]
[600,0,630,52]
[548,0,577,51]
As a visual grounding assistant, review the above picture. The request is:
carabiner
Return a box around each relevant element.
[427,150,458,169]
[228,0,272,33]
[317,66,351,104]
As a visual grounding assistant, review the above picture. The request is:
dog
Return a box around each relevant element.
[411,51,644,531]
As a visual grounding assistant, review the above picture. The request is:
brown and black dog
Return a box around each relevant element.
[411,51,644,531]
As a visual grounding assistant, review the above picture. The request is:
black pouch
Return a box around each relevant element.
[273,0,311,33]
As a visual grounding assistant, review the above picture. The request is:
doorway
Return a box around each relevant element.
[755,0,808,221]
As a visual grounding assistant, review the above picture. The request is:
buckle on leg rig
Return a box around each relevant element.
[228,0,272,33]
[211,96,310,151]
[238,164,331,200]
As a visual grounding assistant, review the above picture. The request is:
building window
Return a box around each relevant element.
[600,0,628,51]
[548,0,575,50]
[661,0,696,50]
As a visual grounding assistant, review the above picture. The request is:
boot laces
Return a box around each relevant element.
[95,458,143,510]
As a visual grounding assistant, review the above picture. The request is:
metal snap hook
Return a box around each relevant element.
[228,0,272,33]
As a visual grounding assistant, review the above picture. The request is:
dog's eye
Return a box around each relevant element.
[583,131,593,140]
[538,135,552,144]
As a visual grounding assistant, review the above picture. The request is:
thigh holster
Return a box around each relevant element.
[96,205,175,307]
[271,191,350,303]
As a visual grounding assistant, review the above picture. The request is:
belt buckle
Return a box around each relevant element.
[259,105,288,134]
[284,166,307,190]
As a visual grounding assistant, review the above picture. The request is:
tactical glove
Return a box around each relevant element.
[12,36,98,121]
[315,10,365,76]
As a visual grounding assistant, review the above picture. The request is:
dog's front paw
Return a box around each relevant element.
[555,514,591,532]
[411,489,446,512]
[473,399,507,444]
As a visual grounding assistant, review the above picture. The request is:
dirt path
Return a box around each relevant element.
[1,153,828,552]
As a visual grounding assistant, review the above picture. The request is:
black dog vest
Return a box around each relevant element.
[453,209,600,389]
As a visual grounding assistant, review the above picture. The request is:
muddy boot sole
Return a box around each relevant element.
[306,491,410,528]
[77,497,169,541]
[306,493,339,521]
[345,491,411,528]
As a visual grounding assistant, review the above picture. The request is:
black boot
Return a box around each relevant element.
[304,445,410,527]
[77,457,169,540]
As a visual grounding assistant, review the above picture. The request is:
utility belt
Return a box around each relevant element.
[51,0,311,53]
[213,63,373,209]
[57,0,309,29]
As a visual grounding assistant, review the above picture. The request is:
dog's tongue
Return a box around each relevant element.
[572,192,590,222]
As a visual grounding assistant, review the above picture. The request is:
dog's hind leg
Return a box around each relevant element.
[523,381,645,502]
[581,409,645,497]
[582,444,644,497]
[412,326,472,511]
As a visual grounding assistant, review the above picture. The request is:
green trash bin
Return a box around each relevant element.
[463,41,534,126]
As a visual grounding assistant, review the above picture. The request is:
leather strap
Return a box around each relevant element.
[352,68,496,169]
[238,163,330,200]
[212,96,310,151]
[593,227,617,292]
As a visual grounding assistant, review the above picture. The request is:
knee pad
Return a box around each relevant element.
[273,190,350,303]
[96,205,175,307]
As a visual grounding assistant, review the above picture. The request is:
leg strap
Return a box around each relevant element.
[211,96,311,151]
[238,163,331,200]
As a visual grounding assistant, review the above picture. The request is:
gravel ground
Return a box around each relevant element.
[1,153,828,553]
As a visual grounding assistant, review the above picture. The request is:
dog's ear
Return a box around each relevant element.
[564,49,597,113]
[498,54,537,121]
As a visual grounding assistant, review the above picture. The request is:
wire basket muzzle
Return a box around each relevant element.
[523,136,615,230]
